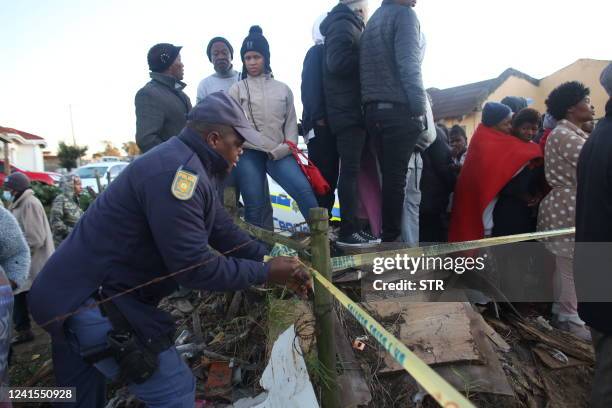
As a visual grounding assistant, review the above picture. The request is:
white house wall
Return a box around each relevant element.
[13,144,44,171]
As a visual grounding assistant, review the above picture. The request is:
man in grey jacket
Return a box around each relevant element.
[196,37,241,103]
[135,43,193,153]
[360,0,426,242]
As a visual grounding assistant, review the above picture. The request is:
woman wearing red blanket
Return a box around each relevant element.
[448,102,543,243]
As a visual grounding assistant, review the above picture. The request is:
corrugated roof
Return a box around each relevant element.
[429,68,540,120]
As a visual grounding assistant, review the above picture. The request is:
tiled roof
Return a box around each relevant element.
[429,69,540,120]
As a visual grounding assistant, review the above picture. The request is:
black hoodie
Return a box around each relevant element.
[320,3,365,134]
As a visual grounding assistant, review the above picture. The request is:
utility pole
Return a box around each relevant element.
[69,104,77,146]
[69,104,80,169]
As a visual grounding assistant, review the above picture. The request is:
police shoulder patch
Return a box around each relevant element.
[171,167,199,201]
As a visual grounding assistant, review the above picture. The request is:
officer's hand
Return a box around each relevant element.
[267,257,312,299]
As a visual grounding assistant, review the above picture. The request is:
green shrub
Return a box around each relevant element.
[31,182,94,213]
[31,182,61,207]
[78,190,95,212]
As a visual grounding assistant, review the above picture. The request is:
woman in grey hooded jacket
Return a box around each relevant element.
[0,206,29,400]
[229,26,318,229]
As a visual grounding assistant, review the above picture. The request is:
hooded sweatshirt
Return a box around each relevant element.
[49,175,84,247]
[9,189,54,294]
[301,14,327,136]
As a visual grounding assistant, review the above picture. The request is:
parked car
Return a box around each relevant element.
[0,160,61,187]
[76,162,129,193]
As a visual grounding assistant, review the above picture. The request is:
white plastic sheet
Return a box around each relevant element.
[233,325,319,408]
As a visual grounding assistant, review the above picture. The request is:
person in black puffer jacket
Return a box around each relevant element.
[360,0,426,242]
[302,15,338,217]
[320,1,378,248]
[419,126,457,244]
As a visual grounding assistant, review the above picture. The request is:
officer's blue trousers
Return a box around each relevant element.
[51,299,195,408]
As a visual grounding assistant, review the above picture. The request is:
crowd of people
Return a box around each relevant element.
[0,0,610,406]
[127,0,611,401]
[0,171,83,401]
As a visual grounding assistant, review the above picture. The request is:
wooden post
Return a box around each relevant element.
[94,170,102,193]
[309,207,339,408]
[3,139,10,176]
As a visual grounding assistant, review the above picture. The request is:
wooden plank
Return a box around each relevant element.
[533,345,588,370]
[482,320,511,353]
[363,298,413,320]
[333,313,372,408]
[382,303,482,369]
[510,318,594,364]
[534,354,591,408]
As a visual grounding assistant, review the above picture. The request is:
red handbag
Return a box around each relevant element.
[284,141,331,196]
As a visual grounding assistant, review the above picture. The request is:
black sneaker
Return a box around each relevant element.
[359,231,381,244]
[337,233,376,248]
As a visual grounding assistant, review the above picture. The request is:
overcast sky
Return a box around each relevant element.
[1,0,610,155]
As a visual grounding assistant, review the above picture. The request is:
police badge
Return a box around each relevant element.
[171,167,198,201]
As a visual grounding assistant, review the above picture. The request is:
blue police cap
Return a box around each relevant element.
[188,91,262,146]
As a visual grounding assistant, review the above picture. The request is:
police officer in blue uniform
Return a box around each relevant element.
[28,92,310,407]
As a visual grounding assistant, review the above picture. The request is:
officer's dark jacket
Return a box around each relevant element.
[360,0,426,116]
[29,128,269,343]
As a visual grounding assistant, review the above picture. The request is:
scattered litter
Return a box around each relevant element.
[204,361,233,398]
[412,389,427,404]
[536,316,554,331]
[175,329,191,346]
[175,299,194,313]
[551,349,569,364]
[31,354,40,361]
[233,325,318,407]
[352,340,366,351]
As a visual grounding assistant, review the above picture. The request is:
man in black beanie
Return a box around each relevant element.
[135,43,192,153]
[196,37,240,103]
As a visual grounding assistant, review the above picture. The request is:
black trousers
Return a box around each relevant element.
[307,124,339,218]
[365,104,423,242]
[13,291,31,332]
[419,212,449,244]
[336,126,367,236]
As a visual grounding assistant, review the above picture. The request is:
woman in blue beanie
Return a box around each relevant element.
[482,102,513,133]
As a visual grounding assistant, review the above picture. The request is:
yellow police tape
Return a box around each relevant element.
[331,227,575,272]
[262,228,575,406]
[311,266,475,408]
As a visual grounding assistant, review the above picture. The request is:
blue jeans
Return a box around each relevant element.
[52,299,195,408]
[401,152,423,246]
[235,149,318,229]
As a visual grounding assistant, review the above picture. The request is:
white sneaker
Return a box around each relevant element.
[552,318,592,342]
